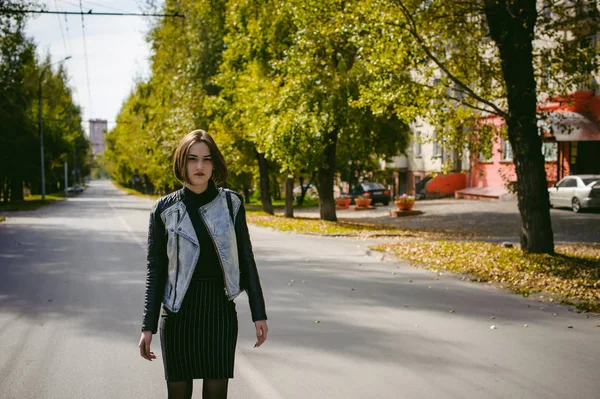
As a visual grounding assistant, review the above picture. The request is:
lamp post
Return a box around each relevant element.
[39,56,71,201]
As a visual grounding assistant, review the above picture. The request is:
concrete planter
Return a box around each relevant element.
[395,201,415,211]
[355,198,372,207]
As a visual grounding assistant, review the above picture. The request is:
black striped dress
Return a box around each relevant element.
[159,183,238,381]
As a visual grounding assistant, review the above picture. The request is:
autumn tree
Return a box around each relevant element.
[354,0,599,253]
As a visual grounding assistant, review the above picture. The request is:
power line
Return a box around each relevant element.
[76,0,130,13]
[56,2,80,106]
[78,0,93,119]
[43,118,134,124]
[54,0,71,56]
[1,9,184,18]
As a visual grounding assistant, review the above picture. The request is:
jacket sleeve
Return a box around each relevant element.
[141,201,168,334]
[234,196,267,322]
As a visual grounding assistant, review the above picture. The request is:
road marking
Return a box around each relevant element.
[236,351,284,399]
[107,200,146,250]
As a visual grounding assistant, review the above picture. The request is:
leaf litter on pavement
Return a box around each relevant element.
[244,210,600,313]
[372,241,600,312]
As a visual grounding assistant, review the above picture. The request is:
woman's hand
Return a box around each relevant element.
[139,330,157,361]
[254,320,268,348]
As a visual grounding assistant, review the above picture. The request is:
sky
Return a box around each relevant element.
[25,0,157,135]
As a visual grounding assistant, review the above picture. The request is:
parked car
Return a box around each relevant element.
[66,185,85,194]
[350,182,391,206]
[293,184,318,199]
[548,175,600,212]
[414,175,433,200]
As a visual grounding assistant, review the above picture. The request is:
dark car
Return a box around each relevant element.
[350,182,391,206]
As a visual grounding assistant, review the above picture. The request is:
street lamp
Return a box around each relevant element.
[39,55,71,201]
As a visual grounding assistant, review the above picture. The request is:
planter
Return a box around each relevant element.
[336,198,352,209]
[395,201,415,211]
[355,198,372,207]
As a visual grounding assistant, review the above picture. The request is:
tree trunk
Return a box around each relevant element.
[485,0,554,254]
[318,131,338,221]
[296,175,305,205]
[272,173,281,201]
[243,186,251,204]
[256,151,274,215]
[0,176,6,203]
[9,177,24,202]
[285,172,294,218]
[2,178,9,203]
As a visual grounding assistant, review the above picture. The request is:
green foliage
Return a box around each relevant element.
[106,0,598,242]
[0,4,87,202]
[105,0,230,194]
[107,0,413,206]
[352,0,599,158]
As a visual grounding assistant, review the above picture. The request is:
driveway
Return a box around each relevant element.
[291,198,600,243]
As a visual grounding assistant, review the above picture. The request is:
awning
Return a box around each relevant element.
[538,111,600,141]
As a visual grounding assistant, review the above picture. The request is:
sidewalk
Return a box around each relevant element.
[287,198,600,244]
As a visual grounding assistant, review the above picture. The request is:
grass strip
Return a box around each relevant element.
[372,241,600,312]
[112,181,160,201]
[0,191,66,211]
[245,210,443,238]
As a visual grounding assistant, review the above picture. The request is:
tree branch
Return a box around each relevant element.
[389,0,508,118]
[416,80,502,115]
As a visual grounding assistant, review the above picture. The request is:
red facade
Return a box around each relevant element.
[469,91,600,195]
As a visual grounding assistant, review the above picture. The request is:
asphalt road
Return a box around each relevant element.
[0,180,599,399]
[293,198,600,243]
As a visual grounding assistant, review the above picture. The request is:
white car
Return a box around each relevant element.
[548,175,600,212]
[293,184,318,199]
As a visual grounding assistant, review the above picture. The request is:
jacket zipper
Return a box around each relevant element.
[198,208,231,298]
[173,209,180,306]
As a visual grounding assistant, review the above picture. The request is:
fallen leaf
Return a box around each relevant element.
[490,325,497,330]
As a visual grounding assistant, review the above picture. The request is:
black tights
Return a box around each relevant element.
[167,379,229,399]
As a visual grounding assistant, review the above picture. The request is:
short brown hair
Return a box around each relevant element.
[172,130,229,185]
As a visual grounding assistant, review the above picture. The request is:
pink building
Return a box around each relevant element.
[458,91,600,200]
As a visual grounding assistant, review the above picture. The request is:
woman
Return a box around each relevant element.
[138,130,268,399]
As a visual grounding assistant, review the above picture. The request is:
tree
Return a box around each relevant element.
[0,18,36,201]
[106,0,230,194]
[354,0,599,253]
[0,2,86,202]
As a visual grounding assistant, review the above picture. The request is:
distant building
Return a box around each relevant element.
[89,119,108,155]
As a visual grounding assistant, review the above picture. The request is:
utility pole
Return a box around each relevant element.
[39,56,71,200]
[64,162,68,198]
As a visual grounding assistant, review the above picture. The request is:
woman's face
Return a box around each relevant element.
[186,141,213,191]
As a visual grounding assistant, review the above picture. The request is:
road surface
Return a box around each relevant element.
[0,180,598,398]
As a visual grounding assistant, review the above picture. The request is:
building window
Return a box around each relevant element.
[478,144,494,163]
[501,139,513,161]
[543,142,558,162]
[433,135,443,157]
[414,132,422,157]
